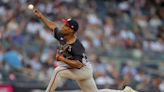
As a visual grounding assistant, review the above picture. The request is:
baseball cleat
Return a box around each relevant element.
[123,86,138,92]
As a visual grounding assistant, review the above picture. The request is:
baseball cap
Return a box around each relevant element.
[62,18,79,32]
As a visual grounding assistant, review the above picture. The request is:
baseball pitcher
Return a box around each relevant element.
[33,8,137,92]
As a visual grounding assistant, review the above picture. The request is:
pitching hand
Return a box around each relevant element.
[33,9,42,19]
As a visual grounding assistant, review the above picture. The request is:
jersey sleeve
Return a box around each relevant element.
[71,40,86,62]
[53,28,63,41]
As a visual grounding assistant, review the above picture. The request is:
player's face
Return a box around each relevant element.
[61,25,74,35]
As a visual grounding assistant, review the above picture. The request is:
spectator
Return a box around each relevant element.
[3,47,22,70]
[121,61,137,77]
[0,46,4,66]
[159,80,164,92]
[28,53,42,73]
[90,54,115,86]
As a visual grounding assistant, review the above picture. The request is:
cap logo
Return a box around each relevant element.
[67,18,71,21]
[60,37,64,40]
[71,26,74,28]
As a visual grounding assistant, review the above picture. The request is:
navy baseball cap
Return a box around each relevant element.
[62,18,79,32]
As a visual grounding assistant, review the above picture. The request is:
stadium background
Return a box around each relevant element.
[0,0,164,92]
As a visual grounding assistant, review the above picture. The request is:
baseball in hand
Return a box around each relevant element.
[28,4,34,10]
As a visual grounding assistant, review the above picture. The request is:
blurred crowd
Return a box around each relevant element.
[0,0,164,92]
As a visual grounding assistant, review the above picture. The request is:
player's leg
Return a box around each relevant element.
[77,77,124,92]
[77,77,138,92]
[98,84,138,92]
[46,65,92,92]
[98,89,123,92]
[45,66,68,92]
[75,64,126,92]
[76,77,98,92]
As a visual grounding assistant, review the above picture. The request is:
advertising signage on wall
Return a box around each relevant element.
[0,85,13,92]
